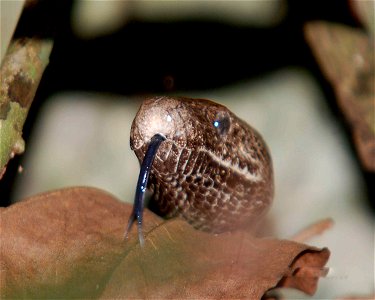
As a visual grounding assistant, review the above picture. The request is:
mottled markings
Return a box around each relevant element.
[0,101,11,120]
[192,151,204,175]
[176,148,190,173]
[8,73,33,108]
[199,148,262,182]
[173,148,183,173]
[183,151,199,175]
[167,144,180,173]
[203,178,213,188]
[186,175,193,184]
[160,143,172,161]
[193,176,203,184]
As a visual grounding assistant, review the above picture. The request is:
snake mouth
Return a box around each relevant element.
[130,133,171,152]
[125,133,166,246]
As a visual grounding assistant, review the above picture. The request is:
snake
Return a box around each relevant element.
[125,96,274,245]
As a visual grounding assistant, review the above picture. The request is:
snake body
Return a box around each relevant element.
[130,96,274,234]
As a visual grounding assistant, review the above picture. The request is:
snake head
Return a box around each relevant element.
[127,96,274,243]
[130,96,233,152]
[130,96,271,179]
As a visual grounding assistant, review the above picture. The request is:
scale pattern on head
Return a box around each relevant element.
[130,96,274,233]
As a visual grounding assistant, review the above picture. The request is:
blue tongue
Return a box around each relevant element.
[125,133,166,246]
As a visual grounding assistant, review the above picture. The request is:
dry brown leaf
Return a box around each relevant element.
[291,218,334,243]
[304,21,375,171]
[0,187,329,299]
[349,0,375,37]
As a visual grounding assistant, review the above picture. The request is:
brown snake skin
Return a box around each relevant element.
[130,96,274,233]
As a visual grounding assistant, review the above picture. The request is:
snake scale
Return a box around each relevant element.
[126,96,274,245]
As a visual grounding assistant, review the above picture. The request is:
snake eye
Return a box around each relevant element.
[213,112,231,136]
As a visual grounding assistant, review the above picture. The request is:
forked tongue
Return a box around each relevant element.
[125,133,166,246]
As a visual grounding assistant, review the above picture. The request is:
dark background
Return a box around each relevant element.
[1,0,373,212]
